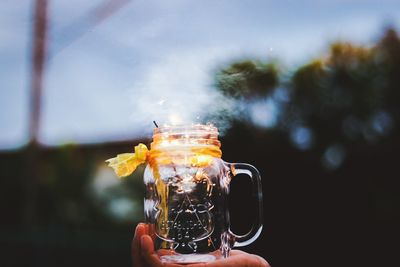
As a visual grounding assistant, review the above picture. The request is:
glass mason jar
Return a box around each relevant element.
[143,124,263,264]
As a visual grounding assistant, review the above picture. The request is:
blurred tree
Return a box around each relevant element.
[376,28,400,114]
[211,28,400,267]
[284,28,400,155]
[213,28,400,169]
[215,60,279,99]
[211,59,280,132]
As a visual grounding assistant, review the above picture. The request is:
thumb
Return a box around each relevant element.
[140,235,162,267]
[141,235,155,255]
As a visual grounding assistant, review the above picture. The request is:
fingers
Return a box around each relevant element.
[141,235,155,255]
[133,228,270,267]
[188,251,269,267]
[229,250,246,256]
[229,250,270,267]
[157,249,177,256]
[255,255,270,267]
[236,253,270,267]
[132,223,146,267]
[140,235,161,266]
[140,235,183,267]
[186,263,206,267]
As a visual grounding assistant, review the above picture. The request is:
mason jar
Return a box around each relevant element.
[143,124,263,264]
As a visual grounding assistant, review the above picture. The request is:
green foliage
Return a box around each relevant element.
[215,60,279,99]
[288,29,400,147]
[214,28,400,153]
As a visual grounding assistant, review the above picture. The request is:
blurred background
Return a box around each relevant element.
[1,0,400,266]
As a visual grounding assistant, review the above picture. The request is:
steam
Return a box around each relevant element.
[129,49,241,137]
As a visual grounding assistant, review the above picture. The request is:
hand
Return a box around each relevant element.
[132,223,270,267]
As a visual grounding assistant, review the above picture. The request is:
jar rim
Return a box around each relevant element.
[153,123,219,135]
[150,123,222,159]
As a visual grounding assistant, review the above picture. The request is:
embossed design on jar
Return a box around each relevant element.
[154,169,215,253]
[156,195,214,241]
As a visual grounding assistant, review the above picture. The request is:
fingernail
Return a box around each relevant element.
[134,223,144,236]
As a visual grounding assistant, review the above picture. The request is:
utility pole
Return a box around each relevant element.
[24,0,48,226]
[30,0,47,143]
[23,0,130,226]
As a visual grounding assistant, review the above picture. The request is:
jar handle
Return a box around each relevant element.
[228,163,263,247]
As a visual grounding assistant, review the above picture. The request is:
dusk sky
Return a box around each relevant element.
[1,0,400,149]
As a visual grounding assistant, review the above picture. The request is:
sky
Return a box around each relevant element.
[1,0,400,149]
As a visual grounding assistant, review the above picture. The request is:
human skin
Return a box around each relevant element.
[132,223,270,267]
